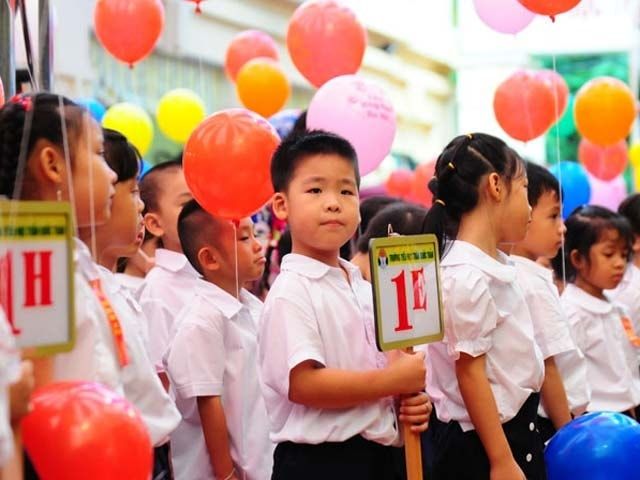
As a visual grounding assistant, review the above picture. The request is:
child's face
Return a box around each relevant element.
[273,154,359,263]
[519,190,565,259]
[498,172,531,244]
[217,218,266,283]
[96,178,145,260]
[573,228,629,291]
[146,168,192,252]
[72,119,117,228]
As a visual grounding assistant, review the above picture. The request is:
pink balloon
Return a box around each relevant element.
[307,75,396,176]
[473,0,535,34]
[588,174,628,211]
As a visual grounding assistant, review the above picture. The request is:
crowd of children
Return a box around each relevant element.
[1,92,640,480]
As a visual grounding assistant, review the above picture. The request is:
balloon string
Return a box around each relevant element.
[232,220,239,299]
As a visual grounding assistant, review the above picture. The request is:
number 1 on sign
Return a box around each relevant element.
[391,268,427,332]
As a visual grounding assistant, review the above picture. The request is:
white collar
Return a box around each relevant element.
[195,278,261,320]
[511,255,554,283]
[442,241,516,283]
[96,265,122,296]
[154,248,200,276]
[562,283,613,315]
[281,253,363,282]
[73,238,101,281]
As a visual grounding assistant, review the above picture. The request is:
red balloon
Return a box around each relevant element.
[287,0,367,88]
[536,69,568,120]
[187,0,205,13]
[578,138,628,181]
[409,161,436,207]
[22,382,152,480]
[518,0,581,19]
[225,30,279,82]
[0,77,4,105]
[494,70,556,142]
[385,170,413,198]
[184,109,280,219]
[94,0,165,67]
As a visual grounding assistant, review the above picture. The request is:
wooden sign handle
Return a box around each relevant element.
[404,346,424,480]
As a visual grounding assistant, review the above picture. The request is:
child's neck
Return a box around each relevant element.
[291,241,341,268]
[457,214,499,259]
[510,243,538,262]
[574,275,606,300]
[634,253,640,269]
[204,272,243,299]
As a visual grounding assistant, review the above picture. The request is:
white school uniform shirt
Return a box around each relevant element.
[98,266,181,446]
[53,239,124,395]
[560,284,640,412]
[114,273,144,300]
[607,263,640,338]
[138,248,199,372]
[164,280,273,480]
[427,241,545,432]
[259,254,399,446]
[0,308,20,466]
[512,256,590,417]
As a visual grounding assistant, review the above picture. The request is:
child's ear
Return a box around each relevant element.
[197,245,220,273]
[486,172,502,202]
[569,249,586,272]
[271,192,288,221]
[144,213,165,239]
[34,141,66,188]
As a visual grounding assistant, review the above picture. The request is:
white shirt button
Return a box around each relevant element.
[529,422,535,431]
[526,453,533,463]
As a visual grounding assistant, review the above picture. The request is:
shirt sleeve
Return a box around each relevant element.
[259,292,325,399]
[165,312,225,399]
[443,270,498,358]
[526,287,575,359]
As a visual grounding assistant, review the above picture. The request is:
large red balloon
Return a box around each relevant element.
[409,161,436,207]
[184,109,280,219]
[518,0,581,19]
[287,0,367,88]
[578,139,628,182]
[385,169,413,198]
[94,0,165,67]
[225,30,279,82]
[22,382,152,480]
[494,70,556,142]
[537,69,568,120]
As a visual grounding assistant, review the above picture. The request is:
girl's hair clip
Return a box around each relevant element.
[9,94,33,112]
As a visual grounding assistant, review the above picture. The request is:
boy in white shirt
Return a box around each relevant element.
[260,131,431,480]
[165,200,272,480]
[138,159,198,385]
[511,162,589,441]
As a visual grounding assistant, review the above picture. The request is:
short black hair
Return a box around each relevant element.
[526,161,560,207]
[619,193,640,236]
[103,128,142,183]
[359,196,401,235]
[139,159,183,214]
[357,202,429,253]
[270,130,360,192]
[552,205,634,282]
[177,199,220,275]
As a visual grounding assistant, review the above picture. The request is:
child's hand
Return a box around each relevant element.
[386,350,426,395]
[399,392,432,433]
[10,360,34,424]
[490,457,525,480]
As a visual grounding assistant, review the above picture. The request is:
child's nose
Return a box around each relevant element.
[137,197,145,214]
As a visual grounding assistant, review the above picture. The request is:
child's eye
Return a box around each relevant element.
[341,189,355,196]
[239,236,250,242]
[307,188,322,194]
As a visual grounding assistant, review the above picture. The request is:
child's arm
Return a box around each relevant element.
[456,353,525,480]
[289,350,426,409]
[540,357,571,429]
[197,396,239,480]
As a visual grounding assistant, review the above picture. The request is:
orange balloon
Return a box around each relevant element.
[518,0,581,18]
[236,58,291,118]
[385,170,413,198]
[287,0,367,88]
[574,77,636,147]
[184,109,280,219]
[579,138,628,181]
[225,30,279,82]
[409,161,436,207]
[94,0,164,67]
[494,70,556,142]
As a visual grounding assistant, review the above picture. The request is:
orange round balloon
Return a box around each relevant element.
[574,77,636,147]
[287,0,367,88]
[184,109,280,219]
[94,0,164,67]
[518,0,581,18]
[409,161,436,207]
[494,70,556,142]
[225,30,279,82]
[385,169,413,198]
[578,138,628,181]
[236,58,291,118]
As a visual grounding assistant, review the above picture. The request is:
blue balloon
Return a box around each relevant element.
[549,161,591,219]
[139,159,152,179]
[545,412,640,480]
[76,97,107,122]
[269,108,301,139]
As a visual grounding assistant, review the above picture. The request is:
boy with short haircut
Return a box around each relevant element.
[164,200,272,480]
[511,161,590,441]
[138,159,198,382]
[260,131,431,480]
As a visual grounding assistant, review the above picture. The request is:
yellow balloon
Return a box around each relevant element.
[634,166,640,192]
[102,103,154,156]
[630,142,640,169]
[156,89,206,144]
